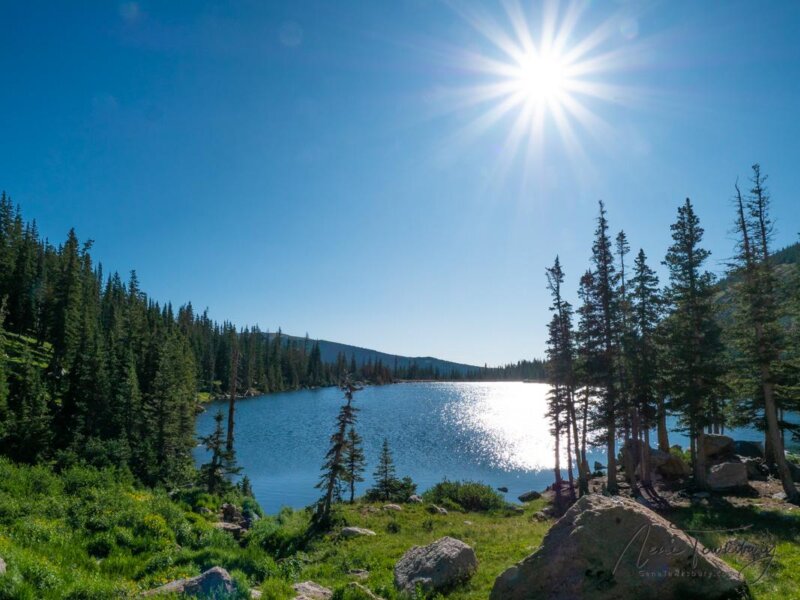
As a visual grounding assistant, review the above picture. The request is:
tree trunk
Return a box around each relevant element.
[657,397,669,451]
[607,419,618,494]
[695,427,708,490]
[226,345,239,453]
[763,372,799,501]
[642,426,651,486]
[567,387,588,496]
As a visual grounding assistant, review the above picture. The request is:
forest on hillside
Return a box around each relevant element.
[0,194,544,487]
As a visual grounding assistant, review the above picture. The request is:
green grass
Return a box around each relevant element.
[0,457,797,599]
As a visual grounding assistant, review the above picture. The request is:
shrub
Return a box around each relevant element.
[364,476,417,504]
[422,480,504,512]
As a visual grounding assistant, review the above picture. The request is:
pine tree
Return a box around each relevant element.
[662,198,725,490]
[629,249,662,484]
[343,426,366,503]
[728,168,798,502]
[588,201,620,494]
[371,438,398,502]
[199,411,241,494]
[314,381,360,526]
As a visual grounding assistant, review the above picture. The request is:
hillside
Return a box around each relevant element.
[266,332,484,377]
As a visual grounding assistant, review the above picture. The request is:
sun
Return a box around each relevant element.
[512,51,570,106]
[436,0,641,177]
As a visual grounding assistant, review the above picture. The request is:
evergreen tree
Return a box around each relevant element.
[662,198,725,490]
[728,168,798,502]
[343,426,366,503]
[371,438,398,502]
[314,381,360,526]
[199,411,241,494]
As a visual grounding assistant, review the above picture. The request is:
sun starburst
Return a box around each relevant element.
[433,0,644,186]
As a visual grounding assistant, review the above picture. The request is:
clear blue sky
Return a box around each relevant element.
[2,1,799,366]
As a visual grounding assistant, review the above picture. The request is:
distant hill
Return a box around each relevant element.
[266,332,484,377]
[714,241,799,320]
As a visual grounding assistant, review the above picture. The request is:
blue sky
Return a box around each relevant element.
[2,1,799,366]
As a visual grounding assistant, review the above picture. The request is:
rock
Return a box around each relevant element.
[197,506,213,516]
[394,536,478,594]
[742,457,769,481]
[293,580,333,599]
[497,486,509,493]
[702,434,735,461]
[656,454,691,478]
[222,502,243,524]
[427,504,448,515]
[341,526,376,538]
[0,557,5,575]
[593,461,606,471]
[345,582,384,599]
[463,520,473,525]
[143,566,235,596]
[408,494,423,503]
[251,590,262,599]
[383,503,403,511]
[708,462,748,491]
[647,448,671,469]
[348,569,369,579]
[212,521,244,538]
[489,495,746,600]
[531,511,548,522]
[734,440,764,459]
[772,491,787,501]
[788,460,800,483]
[518,490,541,502]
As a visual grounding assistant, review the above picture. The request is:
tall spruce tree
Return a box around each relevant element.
[199,411,241,494]
[343,426,366,503]
[729,167,798,502]
[662,198,725,490]
[588,201,620,494]
[371,438,398,502]
[314,381,360,526]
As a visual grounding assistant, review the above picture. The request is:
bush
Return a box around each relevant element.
[422,480,504,512]
[363,476,417,504]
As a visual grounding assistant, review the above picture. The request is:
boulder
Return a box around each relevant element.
[0,556,5,575]
[345,582,384,599]
[788,460,800,483]
[497,486,509,493]
[656,454,691,478]
[143,566,235,596]
[489,495,746,600]
[408,494,423,503]
[647,448,670,469]
[197,506,213,516]
[427,504,448,515]
[702,434,735,461]
[341,526,376,538]
[742,457,769,481]
[394,536,478,594]
[734,440,764,459]
[708,462,748,491]
[222,502,243,524]
[212,521,244,538]
[383,503,403,511]
[518,490,541,502]
[293,580,332,599]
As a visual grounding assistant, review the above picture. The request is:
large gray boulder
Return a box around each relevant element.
[143,566,235,596]
[489,495,746,600]
[394,536,478,594]
[742,457,769,481]
[656,453,691,478]
[703,434,735,461]
[0,556,5,575]
[708,462,748,491]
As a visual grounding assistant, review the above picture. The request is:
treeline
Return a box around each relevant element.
[0,194,544,488]
[545,164,800,505]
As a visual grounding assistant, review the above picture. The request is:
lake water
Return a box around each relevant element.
[194,381,794,513]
